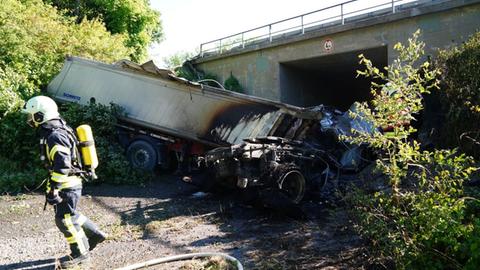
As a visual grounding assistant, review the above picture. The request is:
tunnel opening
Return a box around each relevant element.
[279,46,388,111]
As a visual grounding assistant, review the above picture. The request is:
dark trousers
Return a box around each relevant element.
[54,189,102,257]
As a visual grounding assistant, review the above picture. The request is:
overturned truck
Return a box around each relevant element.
[47,56,368,204]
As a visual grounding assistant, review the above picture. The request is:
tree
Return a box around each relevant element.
[44,0,163,62]
[162,51,195,70]
[0,0,131,116]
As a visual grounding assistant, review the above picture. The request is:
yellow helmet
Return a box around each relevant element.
[22,96,60,127]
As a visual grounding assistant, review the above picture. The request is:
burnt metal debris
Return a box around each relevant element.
[200,104,373,205]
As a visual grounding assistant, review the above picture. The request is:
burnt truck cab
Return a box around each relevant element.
[204,137,332,204]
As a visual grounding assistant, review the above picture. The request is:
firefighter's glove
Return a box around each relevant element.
[46,190,62,205]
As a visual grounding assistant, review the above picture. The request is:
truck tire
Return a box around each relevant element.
[127,140,158,171]
[276,165,306,204]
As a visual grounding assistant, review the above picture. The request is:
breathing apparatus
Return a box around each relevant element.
[76,124,99,180]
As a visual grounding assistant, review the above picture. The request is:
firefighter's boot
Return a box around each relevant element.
[88,229,108,251]
[78,214,108,251]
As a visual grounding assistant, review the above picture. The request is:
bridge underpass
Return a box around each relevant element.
[192,0,480,109]
[279,46,387,110]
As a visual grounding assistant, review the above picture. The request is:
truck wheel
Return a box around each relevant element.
[277,166,306,204]
[127,140,157,171]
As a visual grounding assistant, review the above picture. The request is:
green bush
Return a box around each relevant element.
[346,30,480,268]
[175,64,222,88]
[0,67,32,117]
[164,55,227,89]
[351,150,478,268]
[224,72,243,93]
[436,31,480,157]
[0,111,39,166]
[0,156,47,194]
[0,110,49,193]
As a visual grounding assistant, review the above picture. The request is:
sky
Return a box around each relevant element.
[148,0,411,67]
[148,0,347,67]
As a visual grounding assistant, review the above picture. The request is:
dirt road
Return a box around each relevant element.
[0,174,367,269]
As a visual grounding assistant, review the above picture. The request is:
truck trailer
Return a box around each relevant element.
[47,56,365,204]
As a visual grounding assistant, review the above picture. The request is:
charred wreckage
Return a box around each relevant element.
[198,104,373,205]
[47,56,374,205]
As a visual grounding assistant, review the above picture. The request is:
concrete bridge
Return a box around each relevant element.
[192,0,480,110]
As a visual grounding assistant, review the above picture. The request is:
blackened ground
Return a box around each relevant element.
[0,173,371,270]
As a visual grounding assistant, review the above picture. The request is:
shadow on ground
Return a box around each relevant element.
[79,173,368,269]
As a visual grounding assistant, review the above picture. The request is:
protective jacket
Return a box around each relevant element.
[39,118,83,191]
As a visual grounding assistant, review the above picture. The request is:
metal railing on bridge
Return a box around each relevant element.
[199,0,424,57]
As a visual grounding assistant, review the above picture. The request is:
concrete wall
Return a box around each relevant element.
[193,0,480,104]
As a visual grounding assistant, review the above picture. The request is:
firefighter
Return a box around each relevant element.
[22,96,107,268]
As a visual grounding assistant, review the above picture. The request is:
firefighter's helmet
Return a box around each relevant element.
[22,96,60,127]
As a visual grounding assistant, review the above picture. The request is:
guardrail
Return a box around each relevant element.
[199,0,421,57]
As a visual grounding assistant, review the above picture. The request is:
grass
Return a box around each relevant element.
[8,201,31,214]
[145,215,206,235]
[180,256,238,270]
[0,194,34,216]
[108,221,143,241]
[0,193,30,202]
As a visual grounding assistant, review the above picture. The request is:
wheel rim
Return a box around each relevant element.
[278,170,305,204]
[134,149,150,167]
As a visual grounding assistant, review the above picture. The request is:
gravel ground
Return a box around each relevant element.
[0,174,369,270]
